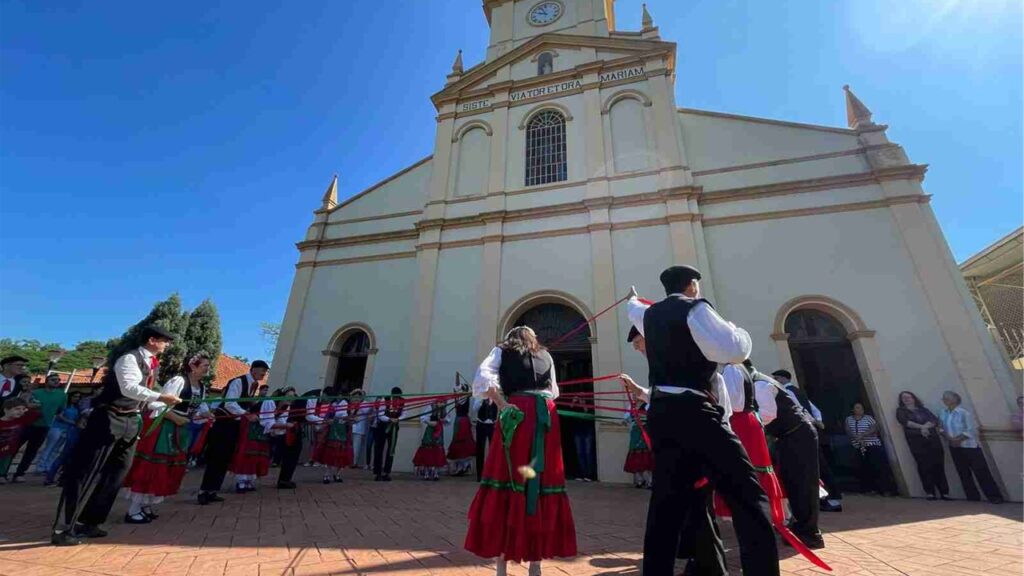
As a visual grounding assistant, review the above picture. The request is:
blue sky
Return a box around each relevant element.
[1,0,1020,362]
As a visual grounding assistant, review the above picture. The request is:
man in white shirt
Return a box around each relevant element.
[940,391,1003,503]
[627,266,777,576]
[198,360,269,504]
[52,325,180,546]
[0,355,28,401]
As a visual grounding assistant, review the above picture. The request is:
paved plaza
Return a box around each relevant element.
[0,468,1020,576]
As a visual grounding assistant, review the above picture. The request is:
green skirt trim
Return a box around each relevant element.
[479,478,566,495]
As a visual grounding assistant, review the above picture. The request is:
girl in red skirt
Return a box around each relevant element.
[316,397,352,483]
[124,352,212,523]
[447,384,476,476]
[622,402,654,488]
[414,399,450,480]
[465,326,577,576]
[229,385,276,492]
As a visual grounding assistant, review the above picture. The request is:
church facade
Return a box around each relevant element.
[270,0,1022,498]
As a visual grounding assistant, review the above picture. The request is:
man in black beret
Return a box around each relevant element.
[198,359,270,504]
[627,265,778,576]
[53,325,180,546]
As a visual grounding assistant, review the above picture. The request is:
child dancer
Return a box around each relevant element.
[317,395,352,484]
[414,399,450,481]
[0,397,31,482]
[447,383,476,476]
[623,402,654,488]
[229,385,276,492]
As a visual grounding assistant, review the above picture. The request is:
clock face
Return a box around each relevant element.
[528,1,563,26]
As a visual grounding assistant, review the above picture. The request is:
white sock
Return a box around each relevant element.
[128,501,144,516]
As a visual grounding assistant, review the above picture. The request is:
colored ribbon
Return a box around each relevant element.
[525,394,550,516]
[498,405,524,491]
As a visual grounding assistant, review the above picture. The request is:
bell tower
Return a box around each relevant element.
[482,0,616,61]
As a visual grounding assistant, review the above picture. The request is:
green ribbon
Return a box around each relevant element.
[525,394,550,516]
[498,405,524,490]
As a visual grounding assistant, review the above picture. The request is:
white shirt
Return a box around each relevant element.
[146,375,185,415]
[419,409,452,425]
[845,414,882,447]
[220,374,258,417]
[113,347,161,403]
[349,402,374,435]
[785,384,823,422]
[472,346,560,400]
[274,398,323,432]
[940,405,980,449]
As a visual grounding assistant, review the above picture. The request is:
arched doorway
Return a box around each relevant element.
[785,308,889,491]
[511,302,597,480]
[331,330,370,393]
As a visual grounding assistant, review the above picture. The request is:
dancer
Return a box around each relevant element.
[123,352,212,524]
[52,325,180,546]
[316,393,352,484]
[474,396,498,482]
[464,326,577,576]
[198,360,269,504]
[447,382,476,476]
[348,389,373,469]
[275,387,322,489]
[415,398,450,481]
[373,387,404,482]
[622,402,653,488]
[228,384,276,492]
[627,267,778,576]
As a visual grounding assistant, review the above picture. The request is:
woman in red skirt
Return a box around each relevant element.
[447,385,476,476]
[229,384,276,492]
[124,352,212,523]
[414,399,450,480]
[465,326,577,576]
[316,397,353,484]
[622,402,654,488]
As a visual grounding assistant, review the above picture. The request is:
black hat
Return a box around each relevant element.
[0,355,28,367]
[771,369,792,380]
[141,325,175,342]
[627,326,642,343]
[251,360,270,370]
[660,265,702,294]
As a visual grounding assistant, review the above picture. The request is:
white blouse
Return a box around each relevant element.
[472,346,560,400]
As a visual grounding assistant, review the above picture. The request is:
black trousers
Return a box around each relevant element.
[854,444,895,495]
[775,425,820,539]
[58,408,139,528]
[643,393,778,576]
[949,447,1002,502]
[817,444,842,500]
[200,418,240,493]
[906,433,949,496]
[277,436,303,484]
[475,423,493,481]
[675,484,727,575]
[372,424,397,477]
[14,425,49,476]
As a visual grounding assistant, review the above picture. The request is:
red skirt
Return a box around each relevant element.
[230,419,271,477]
[190,420,212,456]
[447,416,476,461]
[624,449,655,473]
[465,395,577,563]
[124,415,190,497]
[713,412,785,519]
[316,421,353,468]
[415,422,447,467]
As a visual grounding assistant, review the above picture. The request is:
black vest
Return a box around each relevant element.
[170,378,200,417]
[642,296,718,392]
[96,350,153,412]
[455,397,470,417]
[497,348,553,395]
[762,374,815,438]
[785,384,815,416]
[736,366,759,413]
[477,400,497,423]
[215,375,254,416]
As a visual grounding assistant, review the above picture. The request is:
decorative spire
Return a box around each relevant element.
[320,174,338,211]
[843,85,875,130]
[451,49,464,75]
[641,3,654,30]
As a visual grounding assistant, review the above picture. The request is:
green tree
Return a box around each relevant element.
[182,299,222,382]
[0,339,115,375]
[107,293,190,382]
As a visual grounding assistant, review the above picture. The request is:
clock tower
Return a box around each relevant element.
[483,0,616,61]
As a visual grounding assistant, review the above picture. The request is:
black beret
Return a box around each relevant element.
[0,355,29,367]
[251,360,270,370]
[142,325,175,341]
[627,326,641,343]
[771,370,792,380]
[660,265,702,292]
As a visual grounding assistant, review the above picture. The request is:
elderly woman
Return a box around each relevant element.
[844,402,896,496]
[464,326,576,576]
[896,391,949,500]
[939,391,1003,503]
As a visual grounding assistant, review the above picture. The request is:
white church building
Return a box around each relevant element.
[270,0,1022,498]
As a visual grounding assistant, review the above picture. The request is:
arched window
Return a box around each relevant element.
[537,52,554,76]
[524,110,567,186]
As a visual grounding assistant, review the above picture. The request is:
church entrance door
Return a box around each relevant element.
[511,302,597,481]
[331,331,370,394]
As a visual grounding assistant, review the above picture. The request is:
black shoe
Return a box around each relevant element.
[51,531,81,547]
[382,475,392,482]
[334,475,343,483]
[277,481,297,489]
[940,495,952,501]
[926,495,938,501]
[820,501,843,512]
[797,532,825,550]
[142,508,159,520]
[235,484,248,494]
[989,498,1005,505]
[681,559,698,576]
[322,476,331,485]
[374,475,383,482]
[124,513,151,525]
[75,524,107,538]
[208,493,224,502]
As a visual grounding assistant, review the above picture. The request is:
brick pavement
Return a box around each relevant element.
[0,467,1019,576]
